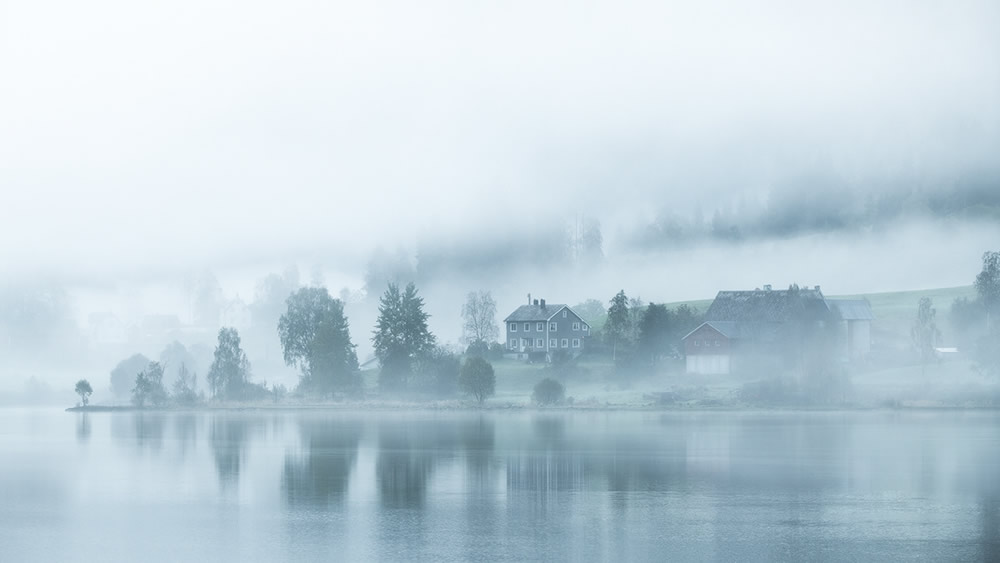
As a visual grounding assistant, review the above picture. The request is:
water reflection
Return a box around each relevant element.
[75,413,90,443]
[70,411,1000,562]
[208,415,261,488]
[282,418,362,507]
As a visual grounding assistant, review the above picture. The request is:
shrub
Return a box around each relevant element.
[459,357,496,404]
[532,378,565,406]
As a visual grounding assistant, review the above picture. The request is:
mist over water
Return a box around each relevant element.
[2,409,998,562]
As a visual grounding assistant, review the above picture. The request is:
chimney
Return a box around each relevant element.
[763,284,772,291]
[533,299,539,306]
[540,299,546,309]
[814,285,821,291]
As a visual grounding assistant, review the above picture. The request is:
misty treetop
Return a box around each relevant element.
[132,361,168,408]
[372,282,436,391]
[75,379,92,406]
[278,286,359,396]
[461,290,499,346]
[207,327,251,401]
[111,353,153,399]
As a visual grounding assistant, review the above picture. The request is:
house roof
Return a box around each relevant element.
[504,304,571,322]
[681,320,770,341]
[704,288,830,323]
[827,299,875,321]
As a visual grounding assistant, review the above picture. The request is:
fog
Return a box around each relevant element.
[1,0,999,400]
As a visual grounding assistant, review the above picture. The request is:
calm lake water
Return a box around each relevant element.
[1,408,998,562]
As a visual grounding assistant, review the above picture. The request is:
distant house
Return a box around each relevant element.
[682,285,873,375]
[504,297,590,361]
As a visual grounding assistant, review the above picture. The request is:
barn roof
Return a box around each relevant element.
[504,304,570,322]
[704,288,830,323]
[827,299,875,320]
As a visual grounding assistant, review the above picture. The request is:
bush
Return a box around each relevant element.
[487,342,506,361]
[532,378,565,406]
[465,340,489,359]
[459,357,496,404]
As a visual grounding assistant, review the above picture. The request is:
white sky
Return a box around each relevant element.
[1,0,999,284]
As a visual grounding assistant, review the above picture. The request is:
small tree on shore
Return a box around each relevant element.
[459,357,495,405]
[74,379,93,406]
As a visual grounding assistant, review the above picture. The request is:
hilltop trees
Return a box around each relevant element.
[279,287,359,396]
[74,379,92,406]
[372,283,436,392]
[207,327,251,401]
[461,290,498,349]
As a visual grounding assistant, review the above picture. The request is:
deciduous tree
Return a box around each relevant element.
[461,290,498,346]
[278,287,359,396]
[74,379,92,406]
[207,327,251,401]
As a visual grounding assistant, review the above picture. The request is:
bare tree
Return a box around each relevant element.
[461,290,498,345]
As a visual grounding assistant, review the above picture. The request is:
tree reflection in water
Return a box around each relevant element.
[282,417,362,507]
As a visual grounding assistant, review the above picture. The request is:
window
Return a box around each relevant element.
[536,322,544,331]
[549,338,557,347]
[522,338,529,347]
[694,340,700,347]
[523,323,530,332]
[582,324,589,333]
[549,322,557,331]
[535,338,543,347]
[562,310,568,318]
[561,338,568,348]
[715,340,721,347]
[572,322,580,331]
[572,338,580,348]
[510,323,517,332]
[509,339,517,349]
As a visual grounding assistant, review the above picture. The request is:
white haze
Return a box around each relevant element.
[0,0,998,393]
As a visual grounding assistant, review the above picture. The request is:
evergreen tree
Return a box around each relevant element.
[911,298,941,377]
[372,282,435,392]
[638,303,672,366]
[605,290,631,361]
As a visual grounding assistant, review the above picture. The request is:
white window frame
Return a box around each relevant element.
[561,338,568,348]
[549,338,557,348]
[522,338,528,347]
[572,322,580,331]
[562,310,568,318]
[582,324,589,333]
[509,339,517,349]
[523,322,530,332]
[510,323,517,332]
[549,322,557,331]
[572,338,580,348]
[535,338,543,348]
[715,340,721,347]
[536,322,544,331]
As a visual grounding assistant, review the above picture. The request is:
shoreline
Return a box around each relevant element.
[64,402,1000,414]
